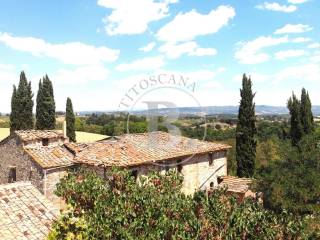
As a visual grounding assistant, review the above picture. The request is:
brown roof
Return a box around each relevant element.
[75,131,231,167]
[218,176,253,193]
[0,182,59,240]
[24,145,75,169]
[15,130,64,142]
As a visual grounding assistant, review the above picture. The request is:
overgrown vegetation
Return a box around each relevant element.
[49,169,317,239]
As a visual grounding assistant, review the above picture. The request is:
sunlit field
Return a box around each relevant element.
[0,128,107,143]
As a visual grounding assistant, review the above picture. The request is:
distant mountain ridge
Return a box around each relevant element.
[79,105,320,116]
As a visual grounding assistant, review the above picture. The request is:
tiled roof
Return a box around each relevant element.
[0,182,59,240]
[75,131,231,167]
[218,176,253,193]
[24,145,75,169]
[64,142,89,154]
[15,130,64,142]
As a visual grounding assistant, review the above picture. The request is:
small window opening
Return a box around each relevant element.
[131,170,138,180]
[177,160,183,173]
[210,182,214,189]
[217,176,223,184]
[9,167,17,183]
[42,138,49,146]
[209,153,214,166]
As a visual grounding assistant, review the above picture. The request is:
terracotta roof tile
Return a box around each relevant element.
[0,182,59,240]
[24,145,75,169]
[75,131,231,167]
[15,130,65,142]
[218,176,253,193]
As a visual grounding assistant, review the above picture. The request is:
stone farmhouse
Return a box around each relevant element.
[0,130,233,198]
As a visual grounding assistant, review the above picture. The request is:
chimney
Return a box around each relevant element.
[63,121,67,139]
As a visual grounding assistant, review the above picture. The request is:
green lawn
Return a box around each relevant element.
[0,128,107,143]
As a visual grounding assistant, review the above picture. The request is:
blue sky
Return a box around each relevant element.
[0,0,319,112]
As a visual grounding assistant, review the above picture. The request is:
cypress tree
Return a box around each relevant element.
[66,97,76,142]
[287,93,303,146]
[300,88,314,134]
[10,71,34,131]
[10,86,18,132]
[36,75,56,129]
[236,74,257,178]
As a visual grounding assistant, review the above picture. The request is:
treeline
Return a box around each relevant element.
[9,71,76,141]
[75,113,167,136]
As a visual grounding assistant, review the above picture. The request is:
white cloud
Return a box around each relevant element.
[288,0,308,4]
[98,0,178,35]
[0,32,119,65]
[275,64,320,82]
[256,2,297,12]
[139,42,156,52]
[53,65,109,85]
[156,5,235,42]
[310,51,320,63]
[235,36,289,64]
[274,24,313,34]
[116,56,165,71]
[159,41,217,59]
[291,37,311,43]
[308,43,320,49]
[274,49,306,60]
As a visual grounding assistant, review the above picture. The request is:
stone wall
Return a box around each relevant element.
[130,150,228,195]
[0,136,43,189]
[44,167,70,206]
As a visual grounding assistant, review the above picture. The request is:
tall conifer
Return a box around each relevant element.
[236,74,257,178]
[10,71,34,131]
[10,86,18,132]
[66,98,76,142]
[300,88,314,134]
[287,93,303,146]
[36,75,56,129]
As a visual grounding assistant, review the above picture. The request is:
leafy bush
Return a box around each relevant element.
[49,169,314,239]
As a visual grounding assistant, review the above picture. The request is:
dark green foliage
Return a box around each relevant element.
[10,71,34,131]
[10,86,18,132]
[287,93,304,146]
[236,74,257,177]
[257,133,320,215]
[287,89,314,146]
[66,98,76,142]
[300,88,314,135]
[36,75,56,129]
[49,169,315,239]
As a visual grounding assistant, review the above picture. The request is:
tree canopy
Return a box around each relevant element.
[48,169,316,239]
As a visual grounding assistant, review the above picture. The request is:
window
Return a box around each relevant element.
[9,167,16,183]
[210,182,214,189]
[217,176,223,184]
[131,170,138,180]
[177,160,183,173]
[42,138,49,146]
[209,153,214,166]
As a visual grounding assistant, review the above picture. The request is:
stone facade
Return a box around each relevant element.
[0,135,70,204]
[130,151,227,195]
[0,136,43,187]
[87,150,228,195]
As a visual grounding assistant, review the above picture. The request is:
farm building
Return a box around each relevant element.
[0,130,232,198]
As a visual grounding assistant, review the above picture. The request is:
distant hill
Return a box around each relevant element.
[78,105,320,116]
